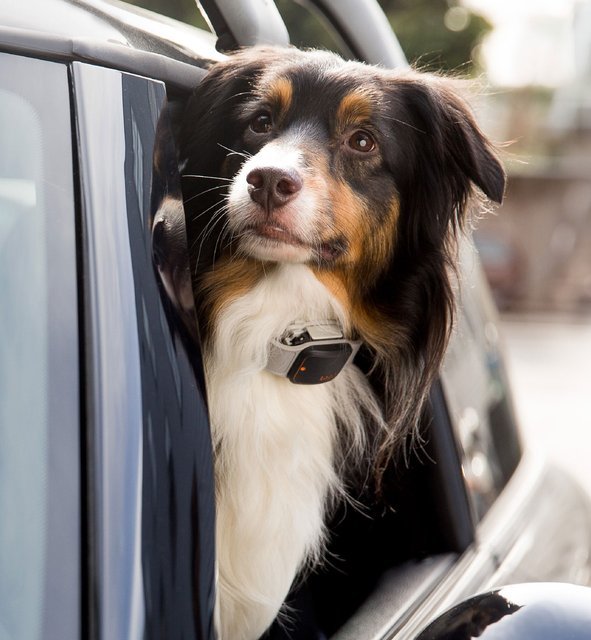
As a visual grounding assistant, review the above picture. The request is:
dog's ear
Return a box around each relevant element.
[384,74,505,233]
[426,79,505,205]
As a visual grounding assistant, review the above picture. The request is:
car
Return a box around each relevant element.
[1,1,590,639]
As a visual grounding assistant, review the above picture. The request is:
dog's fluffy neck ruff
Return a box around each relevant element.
[204,263,382,640]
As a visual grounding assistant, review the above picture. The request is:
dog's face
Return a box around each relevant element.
[225,60,401,269]
[181,47,504,283]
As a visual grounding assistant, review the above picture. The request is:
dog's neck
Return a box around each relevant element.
[204,262,350,366]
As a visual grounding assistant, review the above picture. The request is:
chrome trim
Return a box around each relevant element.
[392,451,591,639]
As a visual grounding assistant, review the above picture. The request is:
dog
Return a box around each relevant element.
[179,46,505,640]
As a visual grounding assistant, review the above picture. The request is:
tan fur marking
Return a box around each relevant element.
[329,179,367,265]
[267,77,293,120]
[313,195,400,348]
[371,199,400,268]
[336,91,373,130]
[324,178,400,274]
[198,258,268,331]
[313,267,396,351]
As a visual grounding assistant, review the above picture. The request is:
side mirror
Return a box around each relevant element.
[416,583,591,639]
[197,0,290,51]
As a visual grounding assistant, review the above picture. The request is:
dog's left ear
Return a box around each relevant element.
[388,75,506,208]
[434,81,505,205]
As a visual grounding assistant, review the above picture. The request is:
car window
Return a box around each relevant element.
[0,53,79,639]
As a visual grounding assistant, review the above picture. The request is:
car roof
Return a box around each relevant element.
[0,0,221,91]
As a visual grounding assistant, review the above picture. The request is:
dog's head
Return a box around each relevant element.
[180,46,505,475]
[181,46,503,266]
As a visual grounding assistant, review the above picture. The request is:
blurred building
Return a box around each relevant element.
[473,0,591,314]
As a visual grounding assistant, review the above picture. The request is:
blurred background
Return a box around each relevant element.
[130,0,591,491]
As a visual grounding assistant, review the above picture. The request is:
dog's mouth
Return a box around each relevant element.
[245,223,345,263]
[255,223,306,247]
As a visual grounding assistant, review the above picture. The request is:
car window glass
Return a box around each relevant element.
[0,53,79,639]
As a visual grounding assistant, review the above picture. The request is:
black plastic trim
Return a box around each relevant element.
[198,0,238,51]
[66,62,95,640]
[428,381,476,552]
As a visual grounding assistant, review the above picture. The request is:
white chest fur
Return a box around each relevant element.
[204,264,381,640]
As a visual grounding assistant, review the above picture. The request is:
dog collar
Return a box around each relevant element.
[266,321,361,385]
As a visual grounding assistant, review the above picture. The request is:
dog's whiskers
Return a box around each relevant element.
[189,211,221,256]
[212,217,233,268]
[189,195,230,223]
[182,173,233,181]
[382,115,427,134]
[217,143,252,160]
[192,205,226,249]
[222,228,246,256]
[192,204,229,271]
[183,183,229,205]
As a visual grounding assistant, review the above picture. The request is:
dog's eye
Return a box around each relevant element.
[347,130,376,153]
[250,112,273,134]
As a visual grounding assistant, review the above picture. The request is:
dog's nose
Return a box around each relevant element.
[246,167,303,211]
